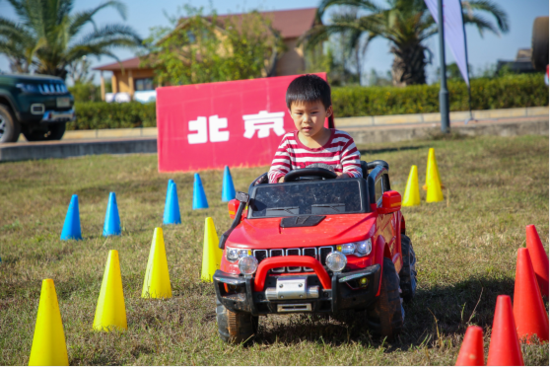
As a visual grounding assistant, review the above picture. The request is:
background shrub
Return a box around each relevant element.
[68,82,102,102]
[68,74,547,130]
[68,102,156,130]
[332,74,548,117]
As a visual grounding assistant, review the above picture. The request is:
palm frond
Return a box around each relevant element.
[0,17,33,41]
[462,12,499,37]
[77,24,143,46]
[316,0,380,22]
[64,42,129,64]
[462,0,509,33]
[69,0,128,37]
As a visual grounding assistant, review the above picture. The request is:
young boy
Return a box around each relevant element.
[268,74,362,183]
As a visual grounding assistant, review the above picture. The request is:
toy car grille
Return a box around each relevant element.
[269,249,285,273]
[319,246,334,266]
[38,83,68,94]
[302,248,317,271]
[252,246,334,273]
[286,248,301,272]
[253,250,268,263]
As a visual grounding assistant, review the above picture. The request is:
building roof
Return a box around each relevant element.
[94,7,318,71]
[94,56,141,71]
[216,7,317,39]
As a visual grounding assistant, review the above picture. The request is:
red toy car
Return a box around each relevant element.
[213,160,417,343]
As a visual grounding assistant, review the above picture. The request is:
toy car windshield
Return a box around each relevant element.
[248,178,368,218]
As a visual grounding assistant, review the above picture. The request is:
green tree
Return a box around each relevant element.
[302,0,509,86]
[142,6,285,86]
[0,0,143,78]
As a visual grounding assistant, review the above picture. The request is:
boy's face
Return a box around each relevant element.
[289,100,333,139]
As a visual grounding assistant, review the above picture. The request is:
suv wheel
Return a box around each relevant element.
[216,298,258,344]
[23,122,66,141]
[399,235,417,302]
[0,104,21,143]
[367,257,403,339]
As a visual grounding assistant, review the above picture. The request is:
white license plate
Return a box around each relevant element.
[57,97,70,108]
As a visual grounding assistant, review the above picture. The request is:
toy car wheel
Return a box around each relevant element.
[0,104,21,143]
[367,257,403,339]
[399,235,417,302]
[216,298,258,344]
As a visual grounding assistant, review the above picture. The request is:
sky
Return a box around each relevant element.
[0,0,548,84]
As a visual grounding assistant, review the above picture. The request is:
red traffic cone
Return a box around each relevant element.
[526,225,549,298]
[513,248,549,343]
[456,326,485,366]
[487,295,524,366]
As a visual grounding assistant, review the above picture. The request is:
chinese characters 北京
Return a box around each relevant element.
[187,111,286,144]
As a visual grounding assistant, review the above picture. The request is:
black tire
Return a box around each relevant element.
[23,122,66,141]
[0,104,21,143]
[367,257,403,339]
[216,298,258,344]
[531,16,549,71]
[399,235,417,303]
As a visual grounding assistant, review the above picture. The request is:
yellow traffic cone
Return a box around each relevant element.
[402,165,421,207]
[426,156,444,203]
[93,250,127,331]
[142,227,172,299]
[29,279,69,366]
[201,217,223,282]
[423,148,444,190]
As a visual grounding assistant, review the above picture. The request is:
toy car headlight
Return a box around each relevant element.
[337,243,356,255]
[226,247,250,263]
[238,256,258,275]
[355,239,372,256]
[326,251,347,272]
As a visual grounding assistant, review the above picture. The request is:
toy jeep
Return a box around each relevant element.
[213,161,417,343]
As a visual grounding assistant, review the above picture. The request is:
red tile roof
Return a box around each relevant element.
[94,56,142,71]
[216,7,318,39]
[94,8,318,71]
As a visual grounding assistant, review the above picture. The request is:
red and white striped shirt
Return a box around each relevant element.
[268,129,363,183]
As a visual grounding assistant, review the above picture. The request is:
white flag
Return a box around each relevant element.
[424,0,470,86]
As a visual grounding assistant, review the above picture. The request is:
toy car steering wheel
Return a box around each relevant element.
[284,168,338,182]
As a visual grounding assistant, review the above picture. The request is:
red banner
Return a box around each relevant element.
[156,73,327,172]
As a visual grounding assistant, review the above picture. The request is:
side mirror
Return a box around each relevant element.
[378,190,401,214]
[235,191,249,203]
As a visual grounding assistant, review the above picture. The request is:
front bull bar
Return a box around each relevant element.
[253,255,332,292]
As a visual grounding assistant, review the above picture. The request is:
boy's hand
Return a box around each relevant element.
[278,176,285,183]
[336,172,347,179]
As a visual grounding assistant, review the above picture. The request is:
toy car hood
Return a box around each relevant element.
[227,213,377,248]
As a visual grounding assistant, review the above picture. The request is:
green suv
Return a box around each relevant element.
[0,73,75,143]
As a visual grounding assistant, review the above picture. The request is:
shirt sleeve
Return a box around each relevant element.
[268,135,292,183]
[340,137,363,178]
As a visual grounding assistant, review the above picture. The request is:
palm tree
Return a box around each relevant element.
[302,0,509,86]
[0,0,143,79]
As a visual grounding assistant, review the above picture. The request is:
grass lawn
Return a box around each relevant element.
[0,134,548,365]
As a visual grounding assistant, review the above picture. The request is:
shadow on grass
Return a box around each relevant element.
[254,276,514,350]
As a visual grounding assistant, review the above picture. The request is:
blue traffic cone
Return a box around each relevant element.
[163,180,181,225]
[103,192,121,236]
[61,194,82,240]
[193,173,209,210]
[221,166,236,202]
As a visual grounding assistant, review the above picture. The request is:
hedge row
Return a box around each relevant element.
[332,74,548,117]
[68,102,156,130]
[67,74,547,130]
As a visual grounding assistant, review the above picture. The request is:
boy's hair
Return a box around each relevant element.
[286,74,332,110]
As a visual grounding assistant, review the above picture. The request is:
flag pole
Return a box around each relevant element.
[460,0,474,124]
[437,0,451,133]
